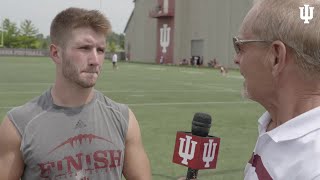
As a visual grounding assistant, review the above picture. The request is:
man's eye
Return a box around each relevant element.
[97,48,105,53]
[80,46,90,50]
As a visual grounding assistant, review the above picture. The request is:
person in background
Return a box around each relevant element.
[160,55,164,64]
[208,58,228,76]
[112,53,118,69]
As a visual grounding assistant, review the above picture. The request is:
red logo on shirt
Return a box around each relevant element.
[48,134,115,154]
[38,134,122,179]
[248,153,273,180]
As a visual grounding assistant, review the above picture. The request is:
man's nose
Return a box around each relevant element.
[89,49,100,66]
[234,54,240,65]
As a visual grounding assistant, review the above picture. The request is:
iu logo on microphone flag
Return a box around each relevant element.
[172,131,220,169]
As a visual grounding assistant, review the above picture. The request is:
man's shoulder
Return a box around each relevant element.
[9,92,46,113]
[94,90,130,127]
[94,90,128,112]
[7,90,52,136]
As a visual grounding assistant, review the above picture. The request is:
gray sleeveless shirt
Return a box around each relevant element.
[7,89,129,180]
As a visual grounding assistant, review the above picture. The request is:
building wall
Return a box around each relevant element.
[173,0,190,63]
[125,0,253,68]
[174,0,252,68]
[124,0,157,63]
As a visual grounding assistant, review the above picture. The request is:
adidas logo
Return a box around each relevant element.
[74,119,87,129]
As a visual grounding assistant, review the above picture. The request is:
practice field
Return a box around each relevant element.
[0,56,264,180]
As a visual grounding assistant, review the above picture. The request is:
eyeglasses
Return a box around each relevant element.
[233,36,271,54]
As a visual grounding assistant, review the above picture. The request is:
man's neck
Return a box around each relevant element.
[265,85,320,130]
[51,83,95,108]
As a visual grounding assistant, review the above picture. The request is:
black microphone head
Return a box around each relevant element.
[191,112,212,137]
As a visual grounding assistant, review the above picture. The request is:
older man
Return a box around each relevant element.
[234,0,320,179]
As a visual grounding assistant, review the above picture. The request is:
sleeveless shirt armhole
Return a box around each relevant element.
[109,102,129,141]
[96,95,130,142]
[121,104,130,140]
[7,109,23,138]
[6,110,26,161]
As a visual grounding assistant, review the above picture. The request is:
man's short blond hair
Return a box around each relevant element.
[50,7,111,46]
[245,0,320,78]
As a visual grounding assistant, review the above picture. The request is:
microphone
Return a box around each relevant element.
[187,113,212,179]
[191,112,212,137]
[172,113,220,180]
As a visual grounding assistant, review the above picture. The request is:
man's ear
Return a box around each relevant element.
[50,44,62,64]
[269,40,287,77]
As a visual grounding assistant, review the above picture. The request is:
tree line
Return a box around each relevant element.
[0,18,125,52]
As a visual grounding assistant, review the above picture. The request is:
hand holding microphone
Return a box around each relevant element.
[172,113,220,180]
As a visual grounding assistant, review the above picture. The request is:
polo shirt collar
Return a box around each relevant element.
[258,106,320,142]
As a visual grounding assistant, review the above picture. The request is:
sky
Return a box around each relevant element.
[0,0,134,36]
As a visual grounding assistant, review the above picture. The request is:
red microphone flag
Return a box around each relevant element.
[172,131,220,170]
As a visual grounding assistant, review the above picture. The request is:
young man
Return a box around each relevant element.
[0,7,151,180]
[234,0,320,179]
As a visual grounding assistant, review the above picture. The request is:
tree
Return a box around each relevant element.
[0,21,3,47]
[107,32,117,45]
[108,41,117,53]
[36,34,50,49]
[106,32,125,51]
[19,20,39,48]
[2,18,20,48]
[1,18,49,49]
[119,33,125,50]
[20,20,38,36]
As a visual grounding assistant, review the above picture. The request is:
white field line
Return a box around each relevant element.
[226,75,244,79]
[0,101,254,109]
[0,91,44,94]
[128,101,254,106]
[180,70,205,74]
[182,83,239,93]
[0,106,14,109]
[130,94,145,97]
[0,83,52,86]
[0,89,240,94]
[198,85,238,92]
[146,67,167,71]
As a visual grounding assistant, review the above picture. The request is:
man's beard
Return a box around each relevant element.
[62,57,100,88]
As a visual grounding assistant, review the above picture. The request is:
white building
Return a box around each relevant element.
[124,0,253,68]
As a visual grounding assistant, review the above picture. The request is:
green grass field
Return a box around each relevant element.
[0,56,264,180]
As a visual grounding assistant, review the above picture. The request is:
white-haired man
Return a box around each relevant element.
[234,0,320,179]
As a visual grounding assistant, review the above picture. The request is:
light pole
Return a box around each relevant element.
[0,19,3,48]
